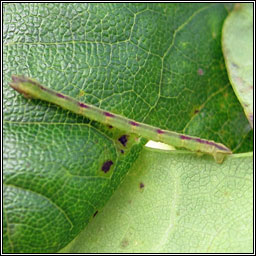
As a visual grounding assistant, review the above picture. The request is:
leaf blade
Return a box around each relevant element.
[61,148,253,253]
[222,3,253,128]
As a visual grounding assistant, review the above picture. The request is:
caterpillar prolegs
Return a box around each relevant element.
[9,75,232,163]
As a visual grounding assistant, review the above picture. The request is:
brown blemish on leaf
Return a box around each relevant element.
[79,90,85,97]
[118,135,128,147]
[120,238,129,248]
[231,62,239,69]
[234,3,242,10]
[223,191,230,197]
[223,92,229,99]
[190,106,200,117]
[101,160,113,173]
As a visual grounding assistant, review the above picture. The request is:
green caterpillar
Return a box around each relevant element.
[9,75,232,163]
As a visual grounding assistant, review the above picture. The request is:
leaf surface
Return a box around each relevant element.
[61,148,253,253]
[222,3,253,128]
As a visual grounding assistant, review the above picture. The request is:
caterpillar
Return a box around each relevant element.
[9,75,232,163]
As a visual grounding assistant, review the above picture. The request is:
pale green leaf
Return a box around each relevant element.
[222,3,253,128]
[61,148,253,253]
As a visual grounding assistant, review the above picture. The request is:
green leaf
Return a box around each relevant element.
[61,148,253,253]
[222,3,253,128]
[3,3,252,253]
[3,122,146,253]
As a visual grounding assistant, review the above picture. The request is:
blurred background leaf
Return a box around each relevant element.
[222,3,253,128]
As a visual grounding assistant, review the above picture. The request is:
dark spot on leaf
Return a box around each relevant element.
[93,211,98,217]
[120,238,129,248]
[101,160,113,173]
[118,135,128,146]
[139,182,144,189]
[223,191,230,197]
[231,62,239,69]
